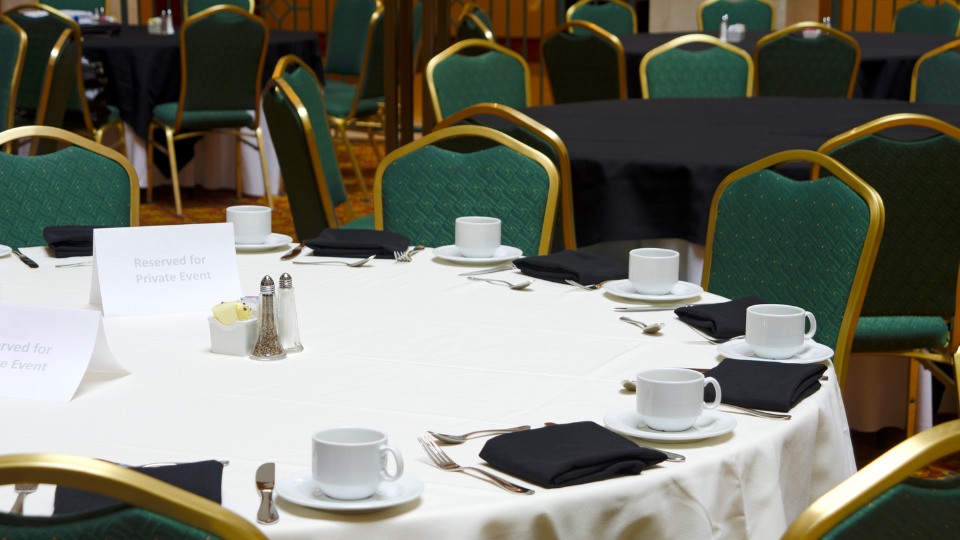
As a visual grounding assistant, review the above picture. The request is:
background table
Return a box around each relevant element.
[0,246,855,540]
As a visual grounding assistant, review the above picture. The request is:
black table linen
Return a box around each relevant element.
[305,229,410,259]
[702,359,828,412]
[675,296,767,339]
[42,226,108,258]
[513,250,627,285]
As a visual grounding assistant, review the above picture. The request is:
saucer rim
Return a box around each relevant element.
[234,233,294,251]
[603,406,736,442]
[717,338,835,364]
[275,469,424,512]
[602,279,704,302]
[432,244,523,264]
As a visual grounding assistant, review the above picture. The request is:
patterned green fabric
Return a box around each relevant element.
[325,0,378,76]
[0,145,133,247]
[324,79,355,94]
[756,33,857,97]
[569,2,634,36]
[914,49,960,105]
[323,93,380,118]
[542,30,621,103]
[0,506,220,540]
[342,213,375,229]
[43,0,107,10]
[152,103,254,130]
[456,7,493,41]
[381,144,552,255]
[852,316,949,353]
[7,11,74,111]
[0,20,24,130]
[432,49,527,119]
[183,0,251,17]
[701,0,773,31]
[895,2,960,36]
[644,46,749,98]
[707,170,871,352]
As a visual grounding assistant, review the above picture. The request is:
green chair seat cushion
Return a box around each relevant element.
[852,316,950,353]
[323,92,381,119]
[645,46,750,98]
[152,102,255,131]
[324,79,357,94]
[0,506,221,540]
[341,213,375,229]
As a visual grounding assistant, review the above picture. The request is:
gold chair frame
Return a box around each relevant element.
[373,124,560,255]
[703,149,885,385]
[425,38,533,121]
[697,0,776,32]
[753,22,860,98]
[640,33,755,99]
[910,38,960,102]
[893,0,960,36]
[146,5,271,217]
[0,454,265,540]
[183,0,255,17]
[1,13,26,153]
[565,0,638,33]
[542,20,627,101]
[457,1,494,41]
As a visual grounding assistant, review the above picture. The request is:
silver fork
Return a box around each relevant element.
[565,279,614,290]
[55,261,92,267]
[10,483,38,513]
[394,245,425,263]
[417,436,535,494]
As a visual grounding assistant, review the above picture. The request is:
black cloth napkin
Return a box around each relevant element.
[513,250,628,285]
[675,295,767,339]
[479,421,667,488]
[703,359,828,412]
[42,226,110,258]
[305,229,410,259]
[53,460,224,514]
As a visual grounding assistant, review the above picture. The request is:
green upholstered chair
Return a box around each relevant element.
[324,0,380,88]
[911,39,960,105]
[565,0,637,36]
[145,6,270,217]
[640,34,754,98]
[426,39,531,120]
[754,22,860,98]
[894,0,960,36]
[374,125,560,256]
[703,149,884,389]
[817,114,960,435]
[0,14,27,152]
[183,0,254,17]
[782,420,960,540]
[0,454,266,540]
[698,0,775,32]
[542,21,626,103]
[41,0,107,11]
[455,2,494,42]
[0,126,138,248]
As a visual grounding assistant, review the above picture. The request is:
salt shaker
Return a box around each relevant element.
[822,16,831,28]
[277,273,303,353]
[720,14,729,42]
[251,275,286,361]
[165,9,174,35]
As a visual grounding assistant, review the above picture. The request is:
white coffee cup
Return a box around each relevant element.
[455,216,501,258]
[226,205,271,245]
[629,248,680,295]
[311,427,404,500]
[636,368,721,431]
[745,304,817,360]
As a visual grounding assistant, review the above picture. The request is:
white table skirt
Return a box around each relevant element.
[0,245,855,540]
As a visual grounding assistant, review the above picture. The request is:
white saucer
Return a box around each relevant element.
[0,245,11,257]
[432,245,523,264]
[717,338,835,364]
[234,233,293,252]
[604,406,736,442]
[276,470,423,514]
[602,279,704,302]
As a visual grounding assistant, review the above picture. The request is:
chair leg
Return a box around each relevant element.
[113,122,127,157]
[164,126,183,217]
[255,127,273,210]
[337,121,370,202]
[907,357,919,437]
[146,122,155,203]
[236,135,243,198]
[367,126,382,161]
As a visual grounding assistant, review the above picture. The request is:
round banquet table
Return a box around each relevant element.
[619,31,958,100]
[0,246,855,540]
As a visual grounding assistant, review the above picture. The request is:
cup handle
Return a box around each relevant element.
[703,377,721,409]
[804,311,817,340]
[379,445,404,482]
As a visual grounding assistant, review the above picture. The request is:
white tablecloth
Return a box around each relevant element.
[0,246,856,540]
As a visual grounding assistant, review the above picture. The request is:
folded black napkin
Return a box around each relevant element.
[54,460,224,514]
[513,250,628,285]
[675,295,767,339]
[43,226,109,258]
[703,359,827,412]
[305,229,410,259]
[479,421,667,488]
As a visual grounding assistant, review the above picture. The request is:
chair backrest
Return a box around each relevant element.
[0,14,27,133]
[894,0,960,36]
[455,2,494,42]
[4,5,77,113]
[640,34,754,98]
[566,0,637,36]
[754,22,860,98]
[176,6,268,133]
[42,0,108,11]
[356,6,385,103]
[426,39,531,120]
[183,0,254,17]
[542,21,627,103]
[375,125,559,256]
[0,126,139,247]
[325,0,380,76]
[0,454,266,540]
[34,28,79,155]
[703,149,883,387]
[263,55,352,238]
[911,39,960,104]
[698,0,775,32]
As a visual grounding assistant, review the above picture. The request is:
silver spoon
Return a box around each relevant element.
[429,426,530,444]
[468,276,532,290]
[292,253,377,267]
[620,316,664,334]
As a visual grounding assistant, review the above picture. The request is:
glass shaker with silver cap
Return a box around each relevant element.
[251,275,286,361]
[278,273,303,353]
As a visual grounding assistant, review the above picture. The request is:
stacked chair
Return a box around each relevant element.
[565,0,637,36]
[753,22,860,98]
[894,0,960,36]
[455,2,494,42]
[911,40,960,104]
[640,34,754,98]
[698,0,775,32]
[541,20,627,103]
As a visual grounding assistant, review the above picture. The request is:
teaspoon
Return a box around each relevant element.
[468,276,532,290]
[619,316,664,334]
[292,253,377,267]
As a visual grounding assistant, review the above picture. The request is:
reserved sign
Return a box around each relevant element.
[90,223,242,317]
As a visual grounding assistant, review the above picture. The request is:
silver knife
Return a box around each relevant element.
[458,264,515,276]
[255,463,279,524]
[12,249,38,269]
[615,304,692,312]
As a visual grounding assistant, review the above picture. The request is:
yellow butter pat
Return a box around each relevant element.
[212,301,247,325]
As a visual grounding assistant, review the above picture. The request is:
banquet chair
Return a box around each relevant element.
[0,126,138,248]
[0,14,27,153]
[894,0,960,36]
[455,2,494,42]
[703,149,884,389]
[816,114,960,434]
[640,34,754,98]
[565,0,637,36]
[0,454,267,540]
[780,419,960,540]
[146,5,270,218]
[42,0,107,10]
[541,20,627,103]
[426,39,531,120]
[911,39,960,105]
[183,0,254,17]
[374,125,559,256]
[753,22,860,98]
[324,0,380,91]
[433,103,576,251]
[698,0,775,32]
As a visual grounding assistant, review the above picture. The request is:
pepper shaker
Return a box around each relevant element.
[165,9,174,35]
[251,276,286,361]
[277,273,303,353]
